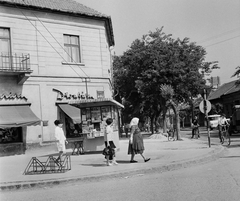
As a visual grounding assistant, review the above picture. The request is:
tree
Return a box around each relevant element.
[160,84,182,140]
[232,66,240,85]
[113,28,219,137]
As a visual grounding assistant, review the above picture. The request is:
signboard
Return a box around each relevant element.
[199,100,211,114]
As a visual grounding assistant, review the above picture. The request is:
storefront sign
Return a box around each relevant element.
[53,88,94,101]
[0,92,28,105]
[0,93,27,101]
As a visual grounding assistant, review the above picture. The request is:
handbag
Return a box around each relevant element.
[102,147,110,156]
[102,146,115,157]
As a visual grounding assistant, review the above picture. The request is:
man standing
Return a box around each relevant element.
[191,116,200,139]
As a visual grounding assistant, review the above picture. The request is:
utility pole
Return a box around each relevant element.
[83,78,90,99]
[203,88,211,148]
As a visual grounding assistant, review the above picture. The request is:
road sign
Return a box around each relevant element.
[199,100,211,114]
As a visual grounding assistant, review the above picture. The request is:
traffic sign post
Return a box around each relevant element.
[199,89,211,148]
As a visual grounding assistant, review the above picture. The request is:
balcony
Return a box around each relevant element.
[0,53,33,84]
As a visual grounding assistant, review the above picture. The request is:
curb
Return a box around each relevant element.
[0,145,226,191]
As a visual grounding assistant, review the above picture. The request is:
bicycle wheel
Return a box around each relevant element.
[226,131,231,146]
[221,135,224,144]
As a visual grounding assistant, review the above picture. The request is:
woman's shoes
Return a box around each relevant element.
[113,161,118,165]
[130,160,138,163]
[144,158,150,162]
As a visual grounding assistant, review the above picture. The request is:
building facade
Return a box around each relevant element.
[0,0,122,156]
[208,80,240,117]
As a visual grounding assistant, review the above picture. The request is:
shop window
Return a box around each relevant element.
[0,127,22,143]
[63,34,81,63]
[91,107,101,123]
[101,106,111,120]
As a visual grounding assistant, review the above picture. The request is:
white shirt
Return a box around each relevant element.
[55,126,66,143]
[218,117,228,126]
[104,125,113,141]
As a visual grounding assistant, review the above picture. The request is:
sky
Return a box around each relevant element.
[77,0,240,85]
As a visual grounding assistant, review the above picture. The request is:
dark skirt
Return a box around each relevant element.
[128,133,144,155]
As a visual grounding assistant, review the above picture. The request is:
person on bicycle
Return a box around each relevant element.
[218,113,229,144]
[191,116,200,139]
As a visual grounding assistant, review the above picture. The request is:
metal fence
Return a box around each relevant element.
[0,53,31,72]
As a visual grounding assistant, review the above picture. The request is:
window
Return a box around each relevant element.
[0,28,11,68]
[97,91,105,99]
[0,127,22,143]
[63,34,81,63]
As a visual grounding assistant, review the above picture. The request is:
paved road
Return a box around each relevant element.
[1,135,239,201]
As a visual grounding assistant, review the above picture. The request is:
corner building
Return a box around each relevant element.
[0,0,123,156]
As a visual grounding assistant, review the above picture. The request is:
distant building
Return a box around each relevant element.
[208,80,240,117]
[0,0,123,156]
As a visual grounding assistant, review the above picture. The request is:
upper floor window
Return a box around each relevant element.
[63,34,81,63]
[97,91,105,99]
[0,28,11,55]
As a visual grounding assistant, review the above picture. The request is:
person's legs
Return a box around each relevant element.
[106,155,112,166]
[112,148,118,165]
[191,129,194,138]
[130,153,138,163]
[218,125,223,143]
[57,151,63,162]
[140,153,150,162]
[125,129,128,138]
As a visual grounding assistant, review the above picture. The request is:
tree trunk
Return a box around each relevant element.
[162,107,167,133]
[171,103,181,140]
[150,115,155,134]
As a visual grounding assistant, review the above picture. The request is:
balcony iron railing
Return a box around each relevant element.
[0,53,31,72]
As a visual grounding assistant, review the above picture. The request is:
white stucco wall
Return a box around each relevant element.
[0,5,114,145]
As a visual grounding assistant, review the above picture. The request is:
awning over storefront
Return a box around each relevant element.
[69,98,124,108]
[0,105,41,128]
[58,104,81,124]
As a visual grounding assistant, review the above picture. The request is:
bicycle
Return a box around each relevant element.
[220,125,231,146]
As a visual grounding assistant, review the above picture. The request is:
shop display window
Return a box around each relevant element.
[101,106,111,119]
[0,127,22,143]
[91,107,101,123]
[79,105,119,138]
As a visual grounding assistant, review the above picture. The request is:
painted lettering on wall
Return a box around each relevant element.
[0,92,27,101]
[53,88,94,101]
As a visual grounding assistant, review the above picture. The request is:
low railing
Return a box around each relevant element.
[0,53,31,72]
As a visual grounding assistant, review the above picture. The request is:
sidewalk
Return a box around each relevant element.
[0,134,225,191]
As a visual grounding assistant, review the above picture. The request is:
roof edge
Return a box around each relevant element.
[0,0,115,46]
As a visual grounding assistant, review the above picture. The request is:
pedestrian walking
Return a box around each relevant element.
[54,120,68,162]
[191,116,200,139]
[128,117,150,163]
[104,118,118,166]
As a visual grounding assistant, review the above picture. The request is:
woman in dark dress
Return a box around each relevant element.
[128,117,150,163]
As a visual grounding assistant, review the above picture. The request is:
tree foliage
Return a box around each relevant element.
[232,66,240,85]
[113,27,219,133]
